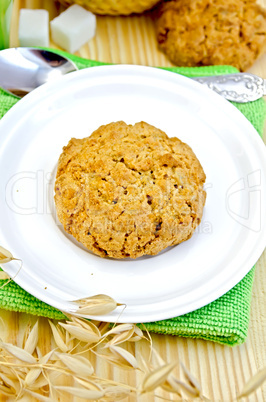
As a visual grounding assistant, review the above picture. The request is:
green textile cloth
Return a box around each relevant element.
[0,50,265,346]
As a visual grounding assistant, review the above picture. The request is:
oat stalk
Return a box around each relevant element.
[0,253,264,402]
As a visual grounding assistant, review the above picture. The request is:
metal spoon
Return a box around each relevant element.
[0,47,265,102]
[193,74,266,103]
[0,47,77,97]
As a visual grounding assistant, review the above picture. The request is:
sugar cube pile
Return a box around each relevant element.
[18,5,96,54]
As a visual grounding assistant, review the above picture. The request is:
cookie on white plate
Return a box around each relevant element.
[54,121,206,259]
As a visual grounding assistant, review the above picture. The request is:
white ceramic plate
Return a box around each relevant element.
[0,65,265,323]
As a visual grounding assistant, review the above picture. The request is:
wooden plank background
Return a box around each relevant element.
[1,0,265,400]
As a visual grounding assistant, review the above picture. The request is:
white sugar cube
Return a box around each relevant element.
[50,5,96,54]
[19,9,49,47]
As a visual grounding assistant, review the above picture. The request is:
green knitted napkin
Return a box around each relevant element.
[0,50,265,346]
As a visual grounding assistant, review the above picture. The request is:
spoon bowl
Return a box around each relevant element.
[0,47,78,97]
[0,47,265,102]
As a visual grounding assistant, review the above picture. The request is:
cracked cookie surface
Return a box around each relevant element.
[54,121,206,259]
[155,0,266,71]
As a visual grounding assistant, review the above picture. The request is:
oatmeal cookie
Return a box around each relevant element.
[155,0,266,71]
[55,121,206,259]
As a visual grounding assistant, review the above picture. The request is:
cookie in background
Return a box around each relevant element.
[155,0,266,71]
[57,0,160,15]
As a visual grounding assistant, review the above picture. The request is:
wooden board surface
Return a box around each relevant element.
[1,0,266,400]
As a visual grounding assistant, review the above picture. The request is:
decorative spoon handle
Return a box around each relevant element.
[192,73,266,103]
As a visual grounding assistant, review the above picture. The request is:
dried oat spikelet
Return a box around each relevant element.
[49,320,73,353]
[180,361,202,397]
[173,378,201,398]
[0,246,23,290]
[96,345,139,370]
[59,322,101,344]
[151,350,182,396]
[54,385,105,399]
[141,362,177,393]
[237,367,266,399]
[74,377,103,392]
[57,353,94,376]
[109,345,139,369]
[0,384,16,396]
[103,324,143,347]
[23,320,39,355]
[160,379,182,396]
[152,350,204,398]
[0,341,37,364]
[67,316,101,338]
[0,246,14,264]
[128,325,144,342]
[103,323,135,337]
[25,349,54,388]
[0,271,10,280]
[0,371,20,396]
[70,294,120,317]
[103,386,131,400]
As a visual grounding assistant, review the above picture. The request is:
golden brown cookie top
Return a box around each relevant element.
[155,0,266,71]
[55,121,206,259]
